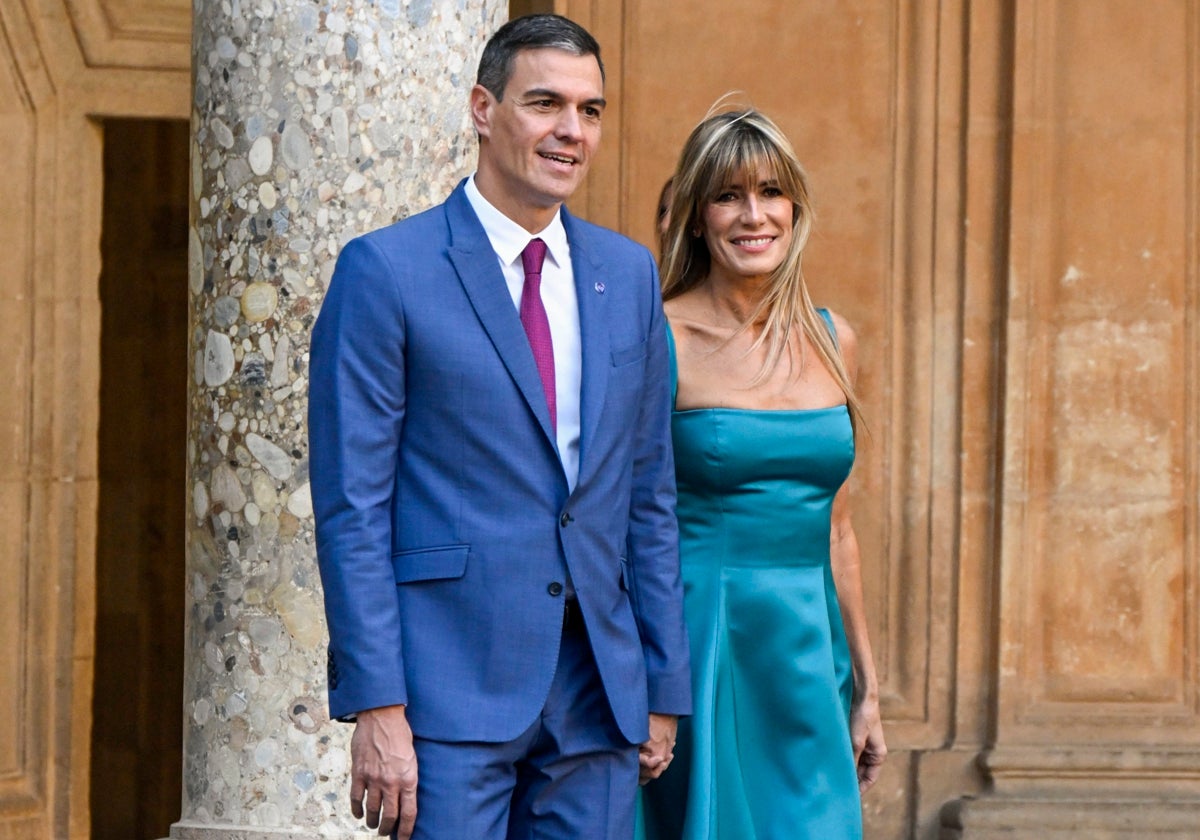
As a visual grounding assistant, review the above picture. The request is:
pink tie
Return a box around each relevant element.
[520,238,556,431]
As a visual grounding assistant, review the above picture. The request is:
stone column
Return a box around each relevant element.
[177,1,504,836]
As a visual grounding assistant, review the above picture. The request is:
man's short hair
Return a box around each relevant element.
[476,14,604,99]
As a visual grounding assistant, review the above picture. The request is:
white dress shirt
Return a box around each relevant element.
[464,175,582,491]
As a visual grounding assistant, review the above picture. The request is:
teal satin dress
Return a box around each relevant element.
[639,312,862,840]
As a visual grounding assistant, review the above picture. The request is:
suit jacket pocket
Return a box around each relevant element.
[611,339,647,368]
[391,545,469,584]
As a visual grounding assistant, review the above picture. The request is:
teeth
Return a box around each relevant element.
[541,153,574,164]
[735,237,773,246]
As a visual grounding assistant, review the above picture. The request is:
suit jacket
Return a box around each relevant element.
[309,181,691,744]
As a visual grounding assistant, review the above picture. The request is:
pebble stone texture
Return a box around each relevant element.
[182,0,505,836]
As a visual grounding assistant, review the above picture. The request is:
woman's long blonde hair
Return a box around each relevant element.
[660,108,863,435]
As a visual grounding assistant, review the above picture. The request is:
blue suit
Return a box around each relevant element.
[309,182,691,829]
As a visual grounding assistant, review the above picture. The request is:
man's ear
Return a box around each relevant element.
[469,84,494,139]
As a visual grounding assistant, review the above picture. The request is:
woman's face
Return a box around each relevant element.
[700,168,794,284]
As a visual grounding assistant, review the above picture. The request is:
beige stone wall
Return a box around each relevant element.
[1,0,1197,837]
[0,2,189,839]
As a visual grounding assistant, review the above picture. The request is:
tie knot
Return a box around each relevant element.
[522,238,548,277]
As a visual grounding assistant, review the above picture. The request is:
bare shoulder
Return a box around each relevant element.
[663,288,705,322]
[823,308,858,349]
[822,308,859,377]
[662,297,685,345]
[662,295,687,322]
[663,290,719,352]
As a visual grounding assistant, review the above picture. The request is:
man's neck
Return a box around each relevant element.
[473,172,561,234]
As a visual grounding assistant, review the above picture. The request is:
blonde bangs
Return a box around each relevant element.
[695,118,803,202]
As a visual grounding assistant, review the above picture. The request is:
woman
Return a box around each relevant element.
[639,109,886,839]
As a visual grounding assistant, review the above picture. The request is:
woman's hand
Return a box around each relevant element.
[851,695,886,793]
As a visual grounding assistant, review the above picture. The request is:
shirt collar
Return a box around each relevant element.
[465,174,569,270]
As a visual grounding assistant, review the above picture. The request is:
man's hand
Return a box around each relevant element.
[349,705,418,838]
[638,713,678,785]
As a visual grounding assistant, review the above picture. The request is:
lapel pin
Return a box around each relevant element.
[594,282,605,294]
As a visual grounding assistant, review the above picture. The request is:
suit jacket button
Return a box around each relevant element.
[560,512,571,527]
[547,582,564,597]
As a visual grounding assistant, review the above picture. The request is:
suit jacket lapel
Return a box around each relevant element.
[445,185,559,448]
[563,209,610,486]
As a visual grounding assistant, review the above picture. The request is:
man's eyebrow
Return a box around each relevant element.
[520,88,607,109]
[521,87,564,100]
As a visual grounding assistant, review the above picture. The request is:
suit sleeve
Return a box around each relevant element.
[309,235,409,720]
[625,249,693,716]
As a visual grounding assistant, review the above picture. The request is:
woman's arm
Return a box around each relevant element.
[826,310,887,792]
[830,486,886,792]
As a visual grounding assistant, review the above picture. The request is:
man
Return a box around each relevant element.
[309,14,691,840]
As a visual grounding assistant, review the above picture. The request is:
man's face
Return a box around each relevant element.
[471,48,606,230]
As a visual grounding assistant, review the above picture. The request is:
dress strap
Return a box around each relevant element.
[665,321,679,409]
[816,307,839,349]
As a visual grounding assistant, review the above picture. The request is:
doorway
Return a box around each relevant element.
[90,119,190,840]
